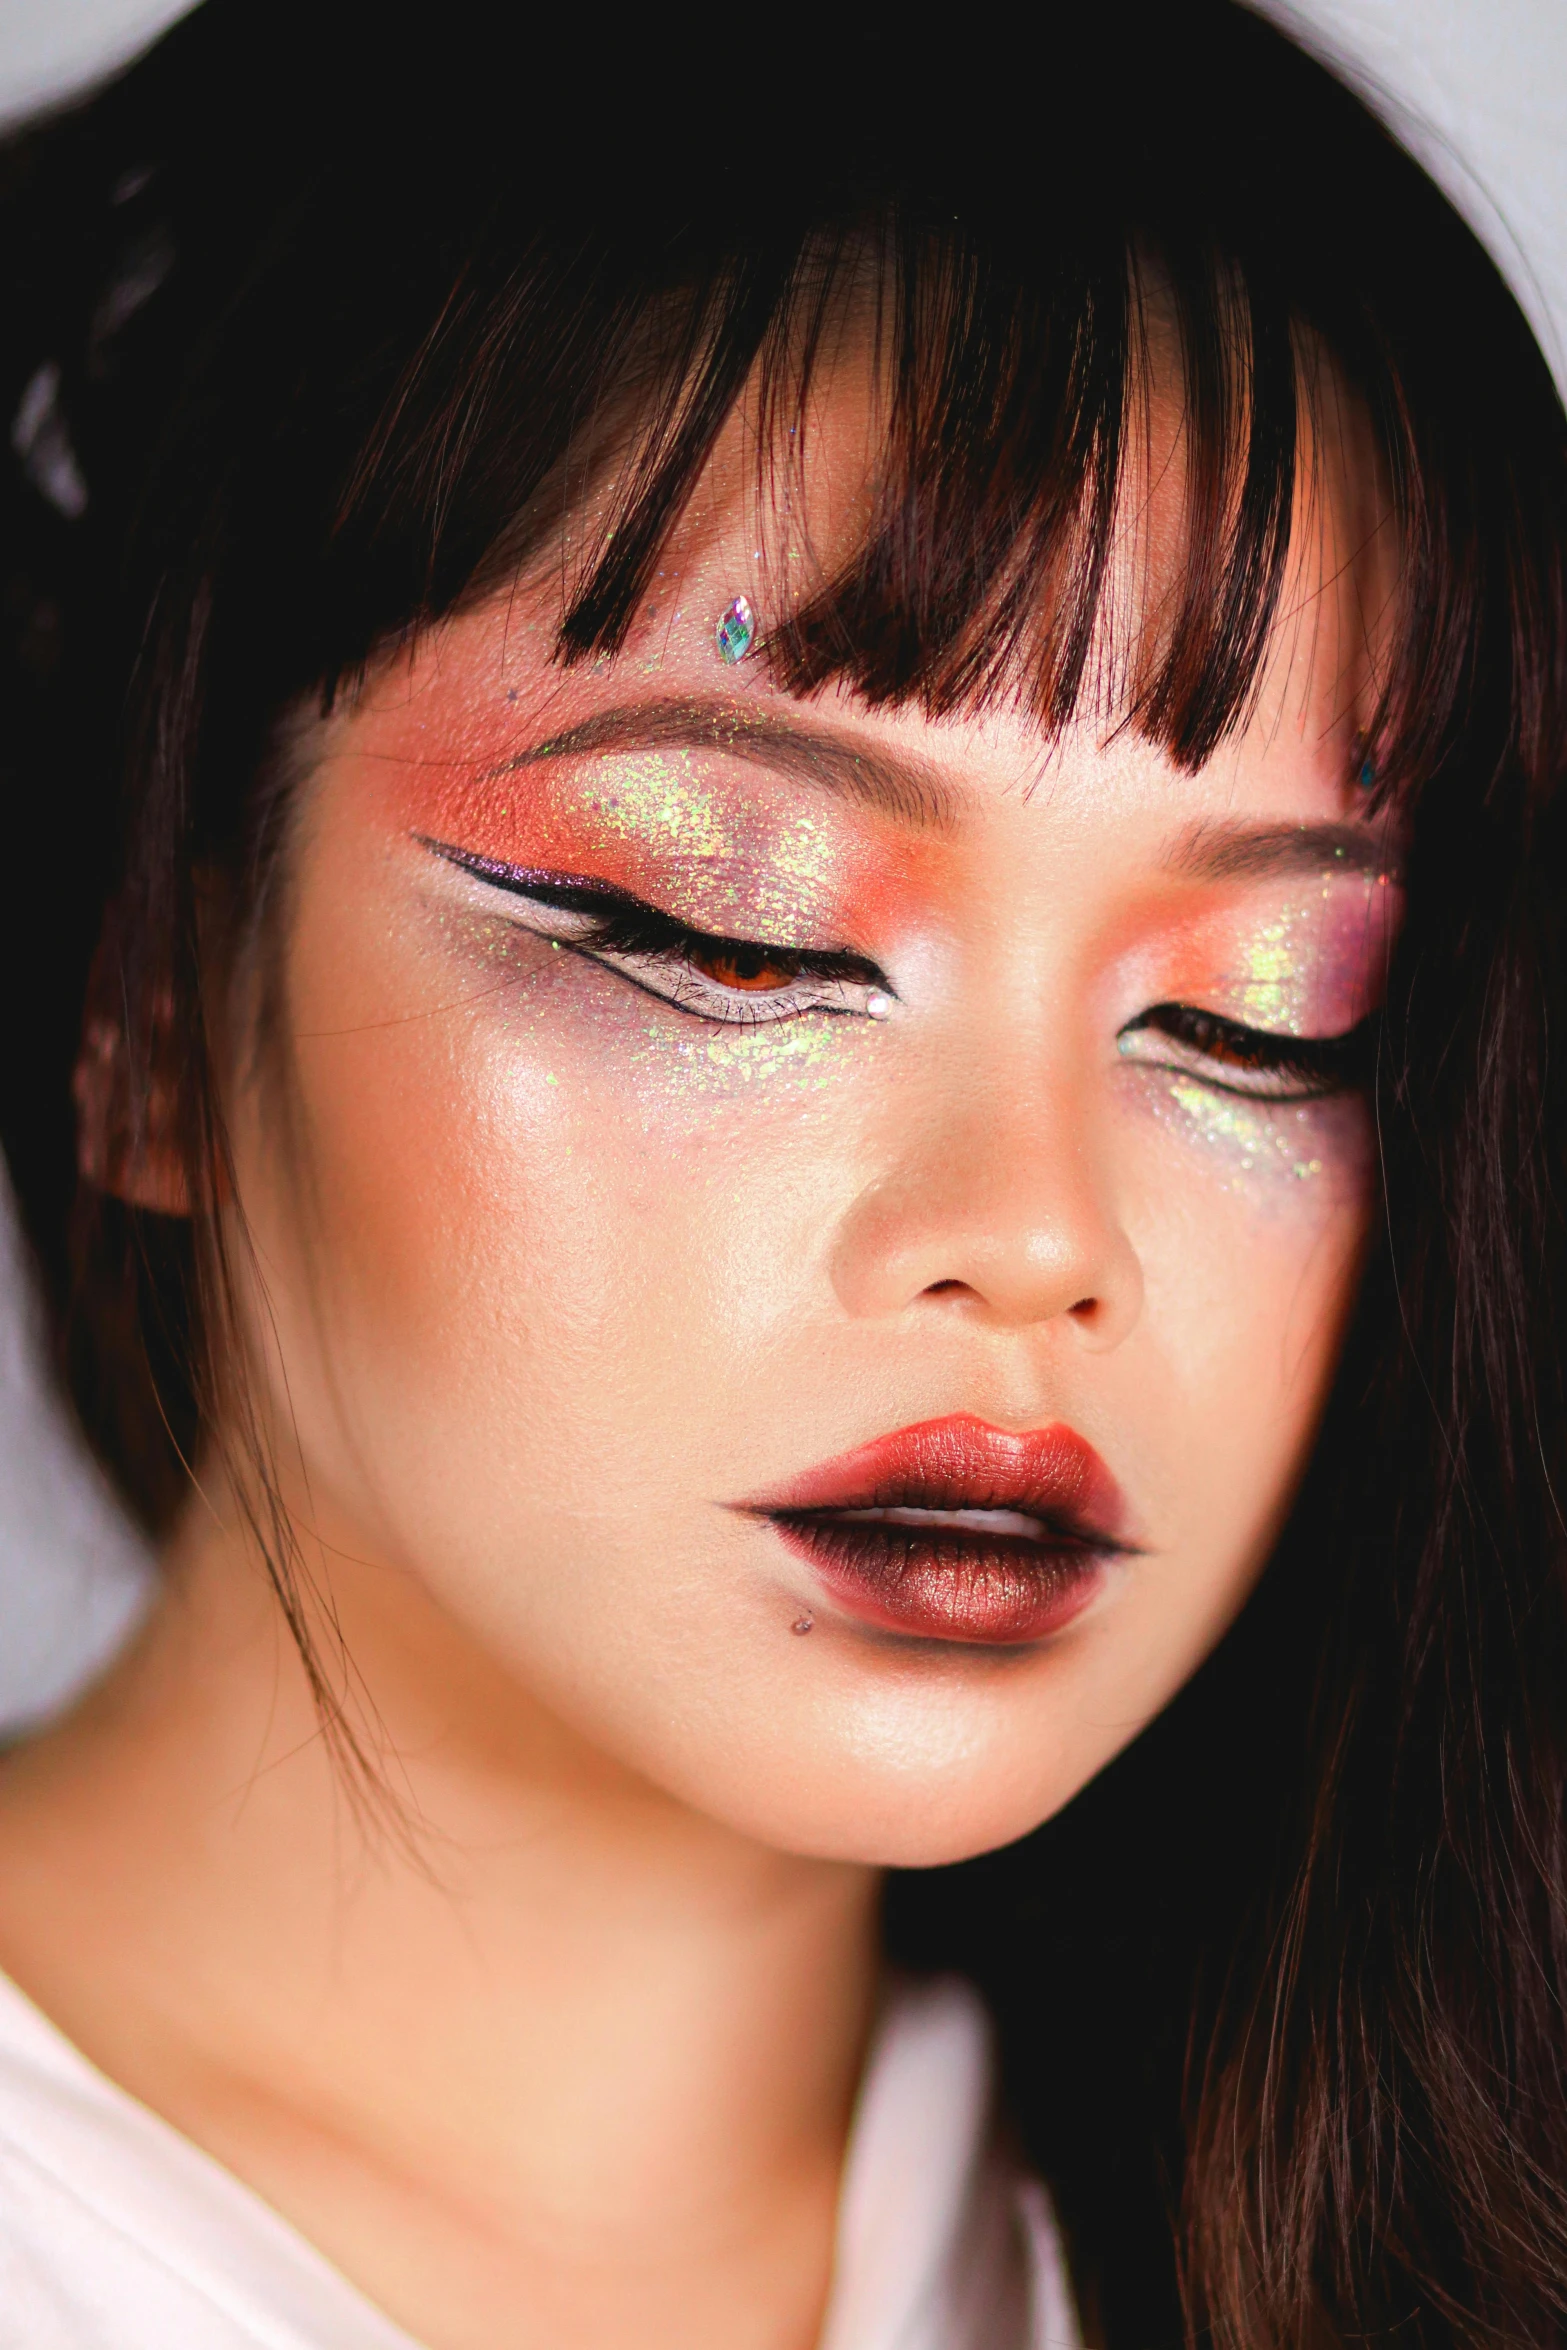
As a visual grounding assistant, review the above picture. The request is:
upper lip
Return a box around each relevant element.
[739,1412,1130,1548]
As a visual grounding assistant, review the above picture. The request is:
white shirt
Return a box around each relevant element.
[0,1965,1079,2350]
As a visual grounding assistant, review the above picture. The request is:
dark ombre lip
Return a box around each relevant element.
[739,1414,1134,1646]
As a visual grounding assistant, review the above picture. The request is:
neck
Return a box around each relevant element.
[0,1484,882,2350]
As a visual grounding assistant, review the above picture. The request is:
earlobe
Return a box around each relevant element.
[73,1005,193,1217]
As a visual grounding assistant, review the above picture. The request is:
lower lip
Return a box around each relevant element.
[754,1415,1121,1647]
[768,1510,1105,1644]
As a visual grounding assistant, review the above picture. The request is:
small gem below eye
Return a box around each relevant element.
[716,594,756,664]
[865,990,894,1020]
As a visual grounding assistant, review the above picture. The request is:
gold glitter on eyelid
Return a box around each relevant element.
[577,750,733,858]
[542,751,850,936]
[1207,871,1388,1037]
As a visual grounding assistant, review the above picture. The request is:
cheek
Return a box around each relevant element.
[1111,1069,1371,1543]
[244,839,883,1539]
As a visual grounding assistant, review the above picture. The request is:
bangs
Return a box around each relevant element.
[553,228,1308,773]
[301,16,1557,820]
[17,0,1560,866]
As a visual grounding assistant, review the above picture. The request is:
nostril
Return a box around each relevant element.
[1068,1296,1098,1319]
[922,1278,971,1298]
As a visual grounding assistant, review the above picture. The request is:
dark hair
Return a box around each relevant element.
[1,4,1564,2344]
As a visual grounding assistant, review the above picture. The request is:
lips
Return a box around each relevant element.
[743,1414,1128,1646]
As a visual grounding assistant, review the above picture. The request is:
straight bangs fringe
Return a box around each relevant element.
[379,205,1540,832]
[451,228,1403,787]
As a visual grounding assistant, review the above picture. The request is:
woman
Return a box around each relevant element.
[0,3,1561,2344]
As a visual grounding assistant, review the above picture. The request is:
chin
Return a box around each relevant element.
[652,1696,1087,1872]
[739,1778,1066,1872]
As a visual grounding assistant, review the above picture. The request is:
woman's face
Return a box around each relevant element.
[223,412,1397,1868]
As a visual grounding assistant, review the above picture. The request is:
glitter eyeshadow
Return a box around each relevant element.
[458,895,874,1109]
[1217,897,1328,1034]
[715,595,756,664]
[1120,864,1391,1196]
[537,749,848,939]
[451,748,877,1104]
[575,753,732,860]
[1207,866,1393,1038]
[667,1012,849,1093]
[1150,1076,1331,1190]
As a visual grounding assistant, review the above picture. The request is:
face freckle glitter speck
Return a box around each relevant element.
[715,594,755,664]
[1160,1075,1332,1192]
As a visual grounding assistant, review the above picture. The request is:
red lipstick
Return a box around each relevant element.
[745,1414,1128,1646]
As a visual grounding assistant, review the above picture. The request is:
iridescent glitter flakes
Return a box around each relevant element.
[715,595,756,664]
[1145,1073,1332,1190]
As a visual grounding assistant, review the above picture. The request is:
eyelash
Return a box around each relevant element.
[1116,1003,1375,1100]
[429,840,1377,1087]
[428,844,891,1025]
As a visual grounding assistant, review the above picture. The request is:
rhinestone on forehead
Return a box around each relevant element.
[715,594,756,665]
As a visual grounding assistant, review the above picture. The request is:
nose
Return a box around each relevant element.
[827,1063,1143,1348]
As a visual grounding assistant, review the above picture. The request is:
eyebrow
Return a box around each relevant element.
[484,705,1396,877]
[1165,817,1400,882]
[482,697,956,828]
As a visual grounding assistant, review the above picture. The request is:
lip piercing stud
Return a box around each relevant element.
[791,1614,815,1635]
[715,594,756,664]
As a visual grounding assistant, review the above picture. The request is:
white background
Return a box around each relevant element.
[0,0,1563,1728]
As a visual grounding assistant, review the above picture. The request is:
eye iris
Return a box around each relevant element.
[693,943,801,992]
[1182,1010,1264,1068]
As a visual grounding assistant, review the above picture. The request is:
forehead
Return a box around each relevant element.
[348,315,1398,875]
[531,319,1398,810]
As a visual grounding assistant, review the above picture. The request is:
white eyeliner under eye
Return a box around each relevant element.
[583,953,885,1027]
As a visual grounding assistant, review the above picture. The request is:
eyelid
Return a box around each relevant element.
[1118,1003,1374,1098]
[419,834,893,1023]
[420,838,648,920]
[421,836,876,965]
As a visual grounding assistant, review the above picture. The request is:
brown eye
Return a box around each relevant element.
[688,942,804,993]
[1177,1010,1259,1067]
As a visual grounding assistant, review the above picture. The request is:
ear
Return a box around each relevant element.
[73,997,193,1217]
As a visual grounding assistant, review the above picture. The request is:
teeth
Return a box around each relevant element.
[832,1506,1047,1539]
